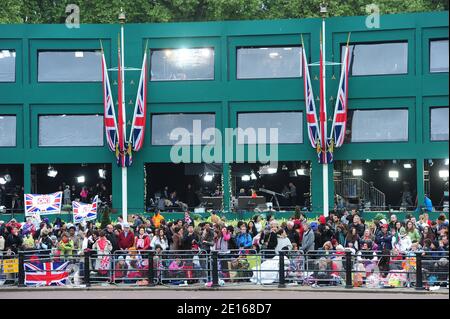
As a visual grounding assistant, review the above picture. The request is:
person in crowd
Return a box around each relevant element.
[80,186,89,203]
[152,210,165,229]
[405,220,421,243]
[5,226,23,253]
[150,228,169,250]
[275,228,293,254]
[345,227,360,251]
[235,222,253,249]
[134,226,151,251]
[104,224,120,253]
[392,227,412,253]
[285,220,300,247]
[200,223,215,252]
[247,220,258,238]
[56,232,74,257]
[213,226,231,252]
[118,223,135,251]
[171,226,184,251]
[300,223,315,253]
[183,224,199,250]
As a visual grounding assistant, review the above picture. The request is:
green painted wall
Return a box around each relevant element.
[0,11,448,216]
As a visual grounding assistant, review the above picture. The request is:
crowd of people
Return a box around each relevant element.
[0,207,448,287]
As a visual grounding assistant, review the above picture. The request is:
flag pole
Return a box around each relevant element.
[320,3,329,217]
[119,8,128,222]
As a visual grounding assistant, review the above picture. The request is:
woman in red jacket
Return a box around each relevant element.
[134,226,151,251]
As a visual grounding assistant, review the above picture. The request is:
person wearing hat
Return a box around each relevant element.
[392,227,412,253]
[118,223,135,251]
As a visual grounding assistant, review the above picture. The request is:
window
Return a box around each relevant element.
[0,115,16,147]
[39,115,104,146]
[343,42,408,76]
[430,107,449,141]
[237,46,302,79]
[38,50,102,82]
[347,109,408,142]
[430,39,449,73]
[150,48,214,81]
[151,113,216,145]
[0,49,16,82]
[237,111,303,144]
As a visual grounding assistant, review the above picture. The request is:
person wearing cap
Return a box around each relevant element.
[5,226,23,253]
[118,223,135,251]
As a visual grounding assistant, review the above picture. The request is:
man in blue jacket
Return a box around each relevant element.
[235,223,253,249]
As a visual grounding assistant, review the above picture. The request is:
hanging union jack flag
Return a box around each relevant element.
[72,195,98,223]
[302,42,321,149]
[101,49,119,153]
[24,192,62,216]
[24,261,70,286]
[330,41,350,148]
[129,47,148,152]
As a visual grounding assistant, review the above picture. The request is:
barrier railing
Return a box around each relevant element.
[3,248,448,289]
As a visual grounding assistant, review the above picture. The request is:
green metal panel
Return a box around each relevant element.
[0,12,448,216]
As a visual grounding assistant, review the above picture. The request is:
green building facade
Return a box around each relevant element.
[0,11,448,221]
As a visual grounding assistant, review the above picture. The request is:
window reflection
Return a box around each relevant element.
[237,46,302,79]
[0,49,16,82]
[150,48,214,81]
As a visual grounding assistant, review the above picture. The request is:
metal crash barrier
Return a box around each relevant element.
[0,248,447,289]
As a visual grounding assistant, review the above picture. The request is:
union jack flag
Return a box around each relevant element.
[130,49,148,152]
[302,44,321,149]
[24,192,62,216]
[24,261,70,286]
[318,34,331,164]
[330,43,350,148]
[72,195,98,223]
[101,51,119,152]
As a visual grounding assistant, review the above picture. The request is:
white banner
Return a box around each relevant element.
[24,192,62,216]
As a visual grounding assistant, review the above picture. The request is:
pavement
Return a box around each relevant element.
[0,284,448,299]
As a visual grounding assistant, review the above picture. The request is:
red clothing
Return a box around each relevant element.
[118,231,135,250]
[134,235,150,251]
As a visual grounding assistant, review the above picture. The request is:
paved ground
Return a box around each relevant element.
[0,289,447,299]
[0,285,448,299]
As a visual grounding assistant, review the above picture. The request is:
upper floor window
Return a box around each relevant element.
[430,107,449,141]
[346,108,408,143]
[0,115,16,147]
[39,114,104,146]
[430,39,449,73]
[151,113,216,145]
[343,42,408,76]
[237,111,303,144]
[237,46,302,79]
[0,49,16,82]
[150,48,214,81]
[38,50,102,82]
